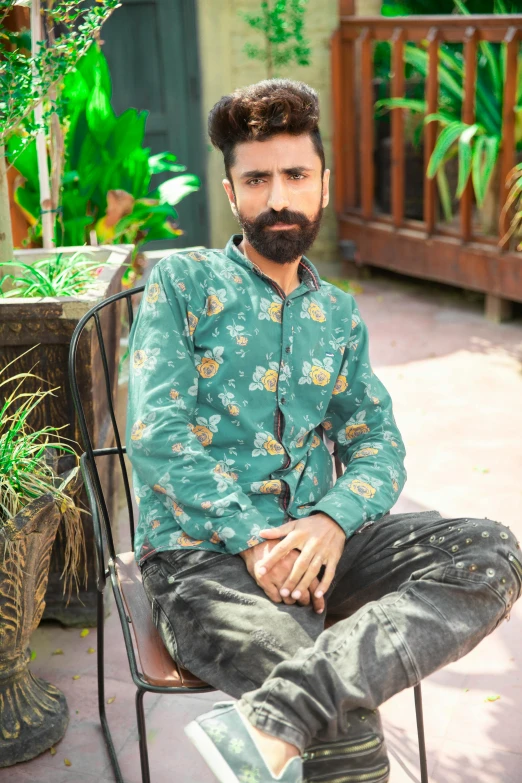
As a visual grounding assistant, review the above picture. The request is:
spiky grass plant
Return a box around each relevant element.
[0,249,118,299]
[0,348,87,601]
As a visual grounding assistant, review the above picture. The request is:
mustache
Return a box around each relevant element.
[254,209,310,228]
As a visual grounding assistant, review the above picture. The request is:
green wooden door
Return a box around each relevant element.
[100,0,209,249]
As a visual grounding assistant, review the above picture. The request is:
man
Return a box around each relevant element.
[126,80,521,783]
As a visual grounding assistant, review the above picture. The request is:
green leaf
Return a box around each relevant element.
[107,109,148,161]
[427,122,469,179]
[148,152,186,174]
[472,134,499,207]
[13,185,40,224]
[6,135,39,189]
[151,174,200,205]
[456,124,480,198]
[86,71,116,146]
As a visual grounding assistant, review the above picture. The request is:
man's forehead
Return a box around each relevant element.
[232,133,319,173]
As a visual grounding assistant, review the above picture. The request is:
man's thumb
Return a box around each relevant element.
[260,521,296,539]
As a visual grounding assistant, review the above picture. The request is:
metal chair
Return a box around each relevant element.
[68,285,429,783]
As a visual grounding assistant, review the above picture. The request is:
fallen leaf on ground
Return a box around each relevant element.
[485,695,500,702]
[80,628,90,638]
[72,675,81,680]
[50,747,56,756]
[30,650,36,660]
[107,696,116,704]
[87,647,95,654]
[64,758,72,767]
[52,649,64,655]
[464,688,469,692]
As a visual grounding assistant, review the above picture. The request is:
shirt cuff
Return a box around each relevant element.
[310,495,370,538]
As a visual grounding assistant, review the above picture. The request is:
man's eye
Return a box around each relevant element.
[289,173,305,180]
[247,179,264,186]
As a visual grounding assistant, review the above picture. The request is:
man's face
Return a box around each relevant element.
[223,133,330,264]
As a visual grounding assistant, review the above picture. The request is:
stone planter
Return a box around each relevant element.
[0,245,131,626]
[0,469,80,766]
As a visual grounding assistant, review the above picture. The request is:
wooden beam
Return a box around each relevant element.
[460,26,478,243]
[360,28,374,220]
[423,27,440,235]
[499,26,519,242]
[391,27,406,229]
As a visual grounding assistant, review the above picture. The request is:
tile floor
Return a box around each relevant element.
[3,269,522,783]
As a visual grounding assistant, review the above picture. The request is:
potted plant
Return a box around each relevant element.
[0,348,85,767]
[375,0,522,231]
[7,42,201,287]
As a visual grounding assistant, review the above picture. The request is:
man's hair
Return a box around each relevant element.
[208,79,325,184]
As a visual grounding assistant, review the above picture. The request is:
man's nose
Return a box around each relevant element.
[267,179,290,212]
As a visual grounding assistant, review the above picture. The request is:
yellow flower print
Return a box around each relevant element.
[349,479,376,499]
[308,302,326,322]
[131,420,147,440]
[211,531,221,544]
[178,532,204,546]
[251,480,282,494]
[345,423,370,440]
[187,311,198,335]
[332,375,348,394]
[352,318,357,329]
[310,434,321,449]
[146,283,160,303]
[171,442,184,453]
[188,251,207,262]
[294,461,305,473]
[261,368,278,392]
[151,519,161,530]
[236,335,248,345]
[391,440,398,448]
[171,500,186,517]
[177,281,186,292]
[133,349,147,369]
[153,483,167,494]
[299,357,334,387]
[268,301,283,322]
[313,476,319,485]
[322,420,333,431]
[353,447,379,459]
[190,424,213,446]
[233,274,243,284]
[310,365,331,386]
[169,389,180,400]
[201,500,212,509]
[228,403,240,416]
[372,396,380,405]
[207,294,224,315]
[392,480,399,492]
[247,536,261,548]
[198,356,220,378]
[329,294,337,303]
[253,431,285,456]
[296,435,306,448]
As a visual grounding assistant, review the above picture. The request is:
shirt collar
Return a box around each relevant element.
[224,234,322,293]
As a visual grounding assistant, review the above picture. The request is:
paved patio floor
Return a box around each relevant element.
[3,269,522,783]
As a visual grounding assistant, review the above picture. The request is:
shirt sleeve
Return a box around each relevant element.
[126,260,267,555]
[310,299,407,537]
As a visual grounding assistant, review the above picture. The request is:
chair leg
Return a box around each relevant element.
[97,589,124,783]
[136,688,151,783]
[414,683,429,783]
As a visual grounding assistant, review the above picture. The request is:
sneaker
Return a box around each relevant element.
[184,700,303,783]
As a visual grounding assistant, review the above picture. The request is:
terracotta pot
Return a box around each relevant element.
[0,474,78,766]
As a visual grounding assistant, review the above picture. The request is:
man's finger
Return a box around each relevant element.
[279,549,320,598]
[288,553,324,599]
[310,578,325,614]
[259,578,283,604]
[256,533,301,575]
[314,559,338,598]
[259,520,296,540]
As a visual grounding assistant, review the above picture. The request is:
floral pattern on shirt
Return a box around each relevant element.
[126,234,407,565]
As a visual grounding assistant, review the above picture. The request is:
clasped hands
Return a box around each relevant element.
[239,513,346,614]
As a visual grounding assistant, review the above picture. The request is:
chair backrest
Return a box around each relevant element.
[68,284,344,573]
[69,285,144,571]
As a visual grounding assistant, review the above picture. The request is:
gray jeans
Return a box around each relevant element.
[141,511,521,782]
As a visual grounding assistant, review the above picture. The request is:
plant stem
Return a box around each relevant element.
[264,1,273,79]
[0,145,15,265]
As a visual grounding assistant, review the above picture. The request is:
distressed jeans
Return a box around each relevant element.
[141,511,522,782]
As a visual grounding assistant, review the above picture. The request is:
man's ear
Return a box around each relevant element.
[322,169,331,209]
[223,179,238,217]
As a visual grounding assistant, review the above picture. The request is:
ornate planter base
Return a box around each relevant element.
[0,654,68,767]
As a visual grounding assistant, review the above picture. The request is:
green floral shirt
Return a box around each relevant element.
[126,235,407,565]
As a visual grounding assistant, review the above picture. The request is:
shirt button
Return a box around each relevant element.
[285,300,292,307]
[285,345,291,353]
[281,397,286,405]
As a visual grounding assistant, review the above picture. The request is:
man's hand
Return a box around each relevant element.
[239,540,325,613]
[257,513,346,602]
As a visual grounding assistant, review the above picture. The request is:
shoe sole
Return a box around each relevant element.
[184,720,240,783]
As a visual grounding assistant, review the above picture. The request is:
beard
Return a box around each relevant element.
[236,202,323,264]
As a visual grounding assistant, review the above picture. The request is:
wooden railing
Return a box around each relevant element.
[331,7,522,314]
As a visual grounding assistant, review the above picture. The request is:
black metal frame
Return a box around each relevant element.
[68,286,429,783]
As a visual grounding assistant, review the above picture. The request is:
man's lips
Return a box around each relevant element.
[266,223,299,230]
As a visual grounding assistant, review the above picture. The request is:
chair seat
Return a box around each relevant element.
[115,551,208,689]
[115,551,348,689]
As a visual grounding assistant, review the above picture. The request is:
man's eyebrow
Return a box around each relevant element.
[241,165,314,179]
